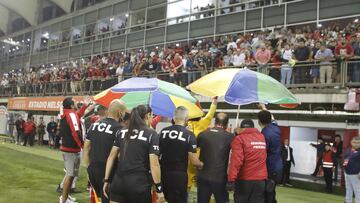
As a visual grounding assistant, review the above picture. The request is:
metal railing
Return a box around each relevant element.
[1,59,359,98]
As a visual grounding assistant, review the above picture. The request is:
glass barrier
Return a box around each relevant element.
[345,58,360,87]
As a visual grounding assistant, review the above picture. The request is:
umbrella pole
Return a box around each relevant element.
[148,92,153,108]
[235,105,241,127]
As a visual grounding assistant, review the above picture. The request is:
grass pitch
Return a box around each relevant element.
[0,143,344,203]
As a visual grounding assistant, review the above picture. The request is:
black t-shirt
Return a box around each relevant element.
[15,119,24,132]
[197,127,233,182]
[159,125,197,172]
[145,62,158,72]
[312,47,319,59]
[86,118,122,164]
[196,56,206,67]
[113,127,160,175]
[294,46,311,61]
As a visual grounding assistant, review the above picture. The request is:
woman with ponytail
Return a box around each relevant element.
[103,105,165,203]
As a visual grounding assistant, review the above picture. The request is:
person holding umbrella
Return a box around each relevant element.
[187,97,218,190]
[258,104,283,203]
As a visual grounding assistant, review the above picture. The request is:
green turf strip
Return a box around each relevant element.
[0,143,345,203]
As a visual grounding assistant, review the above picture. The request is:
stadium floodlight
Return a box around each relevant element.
[42,32,50,39]
[3,39,19,46]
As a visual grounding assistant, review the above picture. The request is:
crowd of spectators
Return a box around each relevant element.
[1,19,360,96]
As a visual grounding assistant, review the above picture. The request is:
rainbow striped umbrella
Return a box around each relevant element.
[94,77,204,119]
[188,68,299,107]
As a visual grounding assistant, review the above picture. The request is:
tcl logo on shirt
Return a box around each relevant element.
[119,129,147,141]
[91,123,113,134]
[161,130,187,142]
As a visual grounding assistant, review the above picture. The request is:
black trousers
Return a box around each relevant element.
[333,157,340,181]
[265,171,282,203]
[55,135,61,148]
[234,180,265,203]
[87,163,109,203]
[282,161,292,184]
[269,68,281,82]
[23,133,35,146]
[293,63,310,84]
[197,177,229,203]
[17,131,23,143]
[323,168,333,193]
[162,171,188,203]
[312,156,322,176]
[110,173,152,203]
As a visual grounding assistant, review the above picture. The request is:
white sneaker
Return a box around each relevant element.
[59,195,78,203]
[68,195,77,202]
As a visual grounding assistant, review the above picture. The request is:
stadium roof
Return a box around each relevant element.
[0,0,73,33]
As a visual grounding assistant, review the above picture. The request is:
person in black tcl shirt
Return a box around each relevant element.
[103,105,165,203]
[83,99,126,203]
[197,113,233,203]
[160,106,203,203]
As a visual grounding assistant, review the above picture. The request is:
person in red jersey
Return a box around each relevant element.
[23,116,36,147]
[59,97,91,203]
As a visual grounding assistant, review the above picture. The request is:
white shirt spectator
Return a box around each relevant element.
[227,41,238,50]
[282,49,293,61]
[71,61,77,68]
[1,78,9,87]
[182,58,188,72]
[102,56,108,64]
[223,54,233,66]
[233,52,246,66]
[116,66,124,83]
[116,66,124,76]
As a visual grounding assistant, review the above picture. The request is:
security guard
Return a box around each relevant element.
[160,106,204,203]
[103,105,165,203]
[83,99,126,203]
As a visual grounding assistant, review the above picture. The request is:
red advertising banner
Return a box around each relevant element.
[8,96,89,111]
